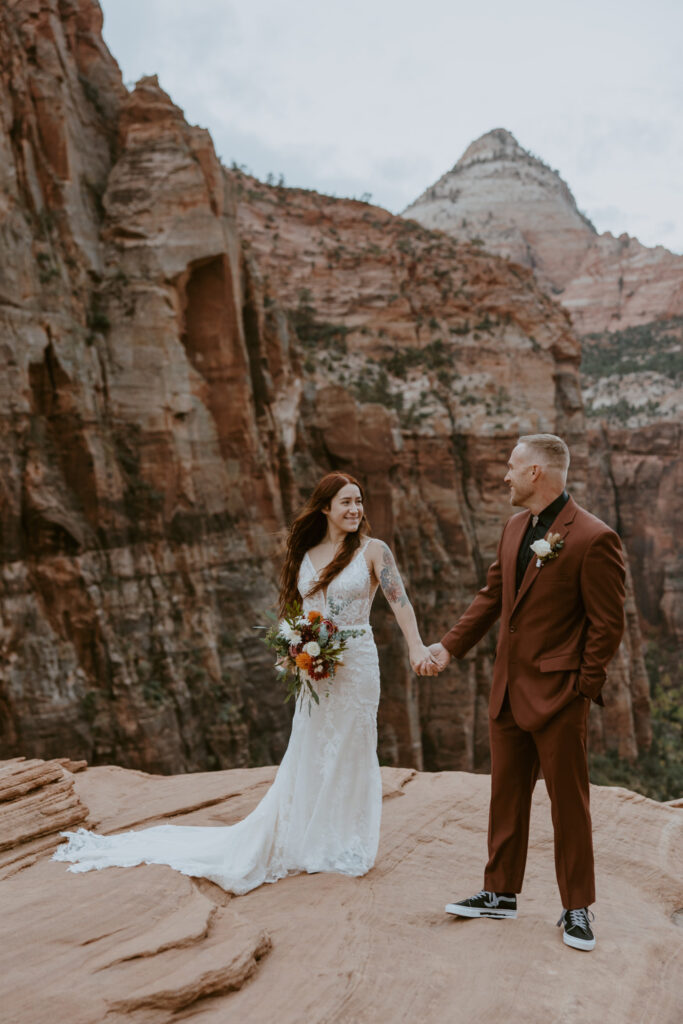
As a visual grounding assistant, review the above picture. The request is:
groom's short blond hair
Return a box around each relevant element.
[517,434,570,474]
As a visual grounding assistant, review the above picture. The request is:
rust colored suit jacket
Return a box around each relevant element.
[440,497,626,731]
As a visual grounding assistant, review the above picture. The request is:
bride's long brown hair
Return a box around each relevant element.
[279,472,371,614]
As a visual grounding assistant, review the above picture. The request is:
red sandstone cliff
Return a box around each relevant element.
[406,129,682,654]
[0,1,651,776]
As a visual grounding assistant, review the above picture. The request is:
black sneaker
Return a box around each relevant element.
[445,890,517,919]
[557,908,596,950]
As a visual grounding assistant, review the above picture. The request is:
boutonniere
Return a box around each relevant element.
[531,532,564,568]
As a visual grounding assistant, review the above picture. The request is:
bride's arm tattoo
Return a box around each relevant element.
[379,543,409,607]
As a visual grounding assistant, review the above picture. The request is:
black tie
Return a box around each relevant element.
[516,514,543,590]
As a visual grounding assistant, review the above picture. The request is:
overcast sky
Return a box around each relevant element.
[99,0,683,253]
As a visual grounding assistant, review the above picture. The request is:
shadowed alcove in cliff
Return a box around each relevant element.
[26,339,97,545]
[176,254,249,458]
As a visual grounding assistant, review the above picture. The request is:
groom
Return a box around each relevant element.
[422,434,625,951]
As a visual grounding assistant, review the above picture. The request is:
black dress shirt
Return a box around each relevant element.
[515,490,570,592]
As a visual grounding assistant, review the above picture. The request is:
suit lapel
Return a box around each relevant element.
[504,511,532,603]
[510,497,578,614]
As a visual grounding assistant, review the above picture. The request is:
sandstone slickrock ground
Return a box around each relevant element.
[0,756,89,878]
[0,0,652,775]
[1,759,681,1024]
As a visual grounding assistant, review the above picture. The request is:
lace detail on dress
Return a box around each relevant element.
[53,536,383,894]
[301,537,377,628]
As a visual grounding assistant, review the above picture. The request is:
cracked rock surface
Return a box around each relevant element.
[1,760,681,1023]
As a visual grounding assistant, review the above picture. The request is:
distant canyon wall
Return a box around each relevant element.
[0,1,651,775]
[405,127,683,335]
[406,128,682,652]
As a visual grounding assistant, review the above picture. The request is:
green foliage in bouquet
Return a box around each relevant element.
[262,601,364,711]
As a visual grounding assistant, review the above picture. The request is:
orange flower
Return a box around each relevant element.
[307,611,322,624]
[295,652,313,671]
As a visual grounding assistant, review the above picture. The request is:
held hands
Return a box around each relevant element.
[410,642,451,677]
[409,644,437,676]
[427,643,451,672]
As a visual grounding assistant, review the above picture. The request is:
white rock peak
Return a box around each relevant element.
[404,128,596,294]
[404,128,683,334]
[456,127,535,167]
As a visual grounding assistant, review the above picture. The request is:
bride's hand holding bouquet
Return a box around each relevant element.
[264,603,365,710]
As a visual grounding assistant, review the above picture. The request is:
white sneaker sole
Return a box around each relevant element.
[445,903,517,919]
[562,932,595,951]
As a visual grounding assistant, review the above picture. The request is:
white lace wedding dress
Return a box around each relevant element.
[53,539,382,894]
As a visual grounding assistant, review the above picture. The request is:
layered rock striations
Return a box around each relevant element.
[581,317,682,648]
[2,760,682,1023]
[0,2,650,776]
[1,0,293,774]
[406,130,683,649]
[231,170,651,766]
[405,128,683,335]
[0,755,89,877]
[404,128,596,297]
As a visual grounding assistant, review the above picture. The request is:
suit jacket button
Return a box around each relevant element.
[509,625,516,633]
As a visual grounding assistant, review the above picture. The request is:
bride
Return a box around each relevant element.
[53,472,432,894]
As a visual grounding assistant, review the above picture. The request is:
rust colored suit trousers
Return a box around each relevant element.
[484,691,594,909]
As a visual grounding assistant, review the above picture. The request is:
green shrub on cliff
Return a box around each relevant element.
[589,639,683,801]
[289,289,349,355]
[581,317,683,381]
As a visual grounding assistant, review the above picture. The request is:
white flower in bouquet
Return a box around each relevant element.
[278,620,301,644]
[263,600,367,712]
[530,538,552,558]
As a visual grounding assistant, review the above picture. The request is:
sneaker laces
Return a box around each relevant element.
[558,907,595,930]
[474,890,513,906]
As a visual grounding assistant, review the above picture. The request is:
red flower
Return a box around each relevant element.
[308,662,330,681]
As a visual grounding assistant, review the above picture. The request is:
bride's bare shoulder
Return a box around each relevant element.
[365,537,386,556]
[305,541,328,562]
[367,534,396,548]
[364,537,388,573]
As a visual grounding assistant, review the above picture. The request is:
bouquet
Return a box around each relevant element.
[263,602,365,710]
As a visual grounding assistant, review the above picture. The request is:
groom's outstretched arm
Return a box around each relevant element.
[438,523,507,660]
